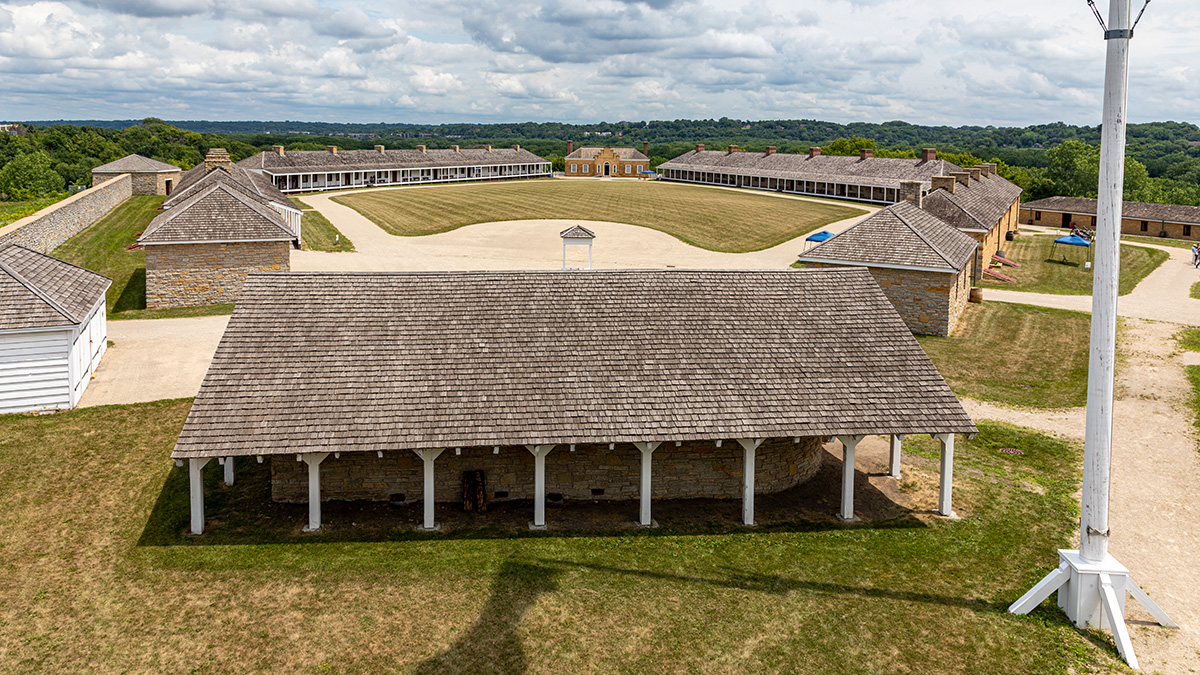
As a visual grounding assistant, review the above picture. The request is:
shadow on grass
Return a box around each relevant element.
[112,267,147,313]
[136,451,927,548]
[414,561,561,675]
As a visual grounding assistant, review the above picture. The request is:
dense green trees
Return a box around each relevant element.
[0,151,65,200]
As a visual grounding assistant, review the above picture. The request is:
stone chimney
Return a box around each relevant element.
[950,171,972,186]
[512,144,521,151]
[728,145,738,153]
[808,147,821,157]
[567,140,574,154]
[272,145,285,157]
[899,180,923,207]
[416,144,426,153]
[375,145,386,154]
[968,167,982,181]
[931,175,957,194]
[921,148,937,162]
[326,145,338,154]
[860,148,874,159]
[486,145,492,152]
[981,163,998,177]
[695,144,705,152]
[643,141,649,156]
[452,145,460,152]
[765,146,777,156]
[203,148,231,174]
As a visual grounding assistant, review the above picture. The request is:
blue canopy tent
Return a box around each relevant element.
[1052,234,1093,266]
[802,230,834,253]
[639,169,657,180]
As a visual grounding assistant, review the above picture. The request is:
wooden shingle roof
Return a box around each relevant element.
[565,146,649,161]
[796,201,978,272]
[659,150,960,190]
[243,147,550,175]
[91,154,179,173]
[139,182,297,245]
[171,269,976,459]
[559,225,595,239]
[166,163,295,212]
[0,244,110,331]
[1022,196,1200,226]
[922,174,1022,233]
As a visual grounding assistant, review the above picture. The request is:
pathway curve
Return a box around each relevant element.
[965,319,1199,673]
[292,182,875,273]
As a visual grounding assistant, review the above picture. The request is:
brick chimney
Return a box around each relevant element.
[203,148,231,174]
[765,146,777,156]
[921,148,937,162]
[326,145,338,154]
[899,180,923,207]
[643,141,648,156]
[860,148,874,159]
[968,167,982,181]
[728,145,738,153]
[567,140,574,154]
[272,145,285,157]
[416,144,426,153]
[808,147,821,157]
[695,144,705,152]
[950,171,972,186]
[931,175,957,194]
[375,145,385,154]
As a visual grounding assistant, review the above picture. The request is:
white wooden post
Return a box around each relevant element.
[889,435,904,479]
[224,456,234,486]
[836,436,865,522]
[413,448,445,531]
[188,457,211,535]
[634,441,661,526]
[736,438,763,525]
[525,445,555,529]
[937,433,956,518]
[302,452,330,532]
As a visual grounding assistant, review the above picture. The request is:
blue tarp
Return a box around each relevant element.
[807,231,833,243]
[1054,234,1092,247]
[640,170,656,174]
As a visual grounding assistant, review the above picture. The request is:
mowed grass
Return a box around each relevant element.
[0,399,1122,673]
[1119,233,1194,249]
[51,196,234,320]
[980,235,1167,296]
[334,180,867,253]
[918,302,1093,408]
[301,210,354,252]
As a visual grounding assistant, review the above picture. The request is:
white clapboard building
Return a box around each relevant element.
[0,244,111,414]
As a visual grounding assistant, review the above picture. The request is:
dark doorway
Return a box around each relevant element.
[164,179,173,195]
[604,162,610,176]
[1062,213,1072,228]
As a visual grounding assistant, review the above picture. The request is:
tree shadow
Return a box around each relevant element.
[112,267,147,314]
[413,561,561,675]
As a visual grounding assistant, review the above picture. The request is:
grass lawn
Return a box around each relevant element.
[1187,366,1200,442]
[0,195,65,227]
[917,302,1093,408]
[301,210,354,252]
[50,195,235,321]
[0,399,1122,673]
[1119,233,1193,249]
[290,196,312,210]
[1178,328,1200,352]
[1191,281,1200,299]
[333,180,867,253]
[980,235,1167,296]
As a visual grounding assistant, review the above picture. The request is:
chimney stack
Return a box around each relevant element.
[416,144,426,153]
[326,145,338,154]
[203,148,231,174]
[950,171,972,186]
[486,145,492,152]
[931,175,957,194]
[860,148,874,159]
[765,146,777,156]
[808,147,821,158]
[978,163,997,177]
[899,180,923,208]
[272,145,285,157]
[921,148,937,162]
[695,144,705,152]
[567,140,574,154]
[728,145,738,153]
[374,144,385,154]
[452,145,460,152]
[512,144,520,151]
[643,140,648,156]
[968,167,982,181]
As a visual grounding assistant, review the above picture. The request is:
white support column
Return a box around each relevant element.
[633,442,661,527]
[937,433,957,518]
[188,457,212,535]
[737,438,764,526]
[525,444,555,530]
[413,448,445,531]
[837,436,865,522]
[223,456,234,486]
[302,452,330,532]
[889,435,904,479]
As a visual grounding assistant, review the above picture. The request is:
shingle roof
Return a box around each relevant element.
[167,163,295,212]
[1021,196,1200,225]
[922,174,1022,233]
[171,269,976,459]
[0,244,111,331]
[566,146,649,161]
[559,225,595,239]
[91,154,179,173]
[243,147,550,175]
[796,201,978,272]
[139,182,298,245]
[658,150,960,190]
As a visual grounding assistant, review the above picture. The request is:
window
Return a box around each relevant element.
[1186,225,1193,237]
[625,164,630,173]
[583,164,589,173]
[571,164,577,173]
[1140,221,1148,232]
[1034,211,1041,221]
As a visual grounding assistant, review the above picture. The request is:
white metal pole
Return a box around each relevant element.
[1081,0,1132,564]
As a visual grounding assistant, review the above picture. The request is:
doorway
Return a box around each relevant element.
[164,179,173,195]
[1062,212,1072,228]
[604,162,610,176]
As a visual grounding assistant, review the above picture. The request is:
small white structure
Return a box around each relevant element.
[560,225,595,270]
[0,244,111,414]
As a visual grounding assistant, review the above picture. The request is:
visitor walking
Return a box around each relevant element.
[1191,243,1198,267]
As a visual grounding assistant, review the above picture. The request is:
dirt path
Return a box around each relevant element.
[966,318,1199,673]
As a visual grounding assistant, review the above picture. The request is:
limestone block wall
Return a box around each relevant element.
[0,174,132,253]
[867,266,961,337]
[92,170,179,196]
[144,240,289,309]
[270,437,826,504]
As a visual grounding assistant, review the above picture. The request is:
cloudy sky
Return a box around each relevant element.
[0,0,1195,127]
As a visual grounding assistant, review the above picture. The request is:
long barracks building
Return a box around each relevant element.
[240,144,552,193]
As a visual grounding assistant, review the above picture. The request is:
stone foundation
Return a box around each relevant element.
[270,437,826,504]
[144,240,290,308]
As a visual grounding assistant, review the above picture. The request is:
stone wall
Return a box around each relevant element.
[0,173,132,253]
[94,170,181,196]
[270,437,826,504]
[144,240,289,308]
[805,263,964,336]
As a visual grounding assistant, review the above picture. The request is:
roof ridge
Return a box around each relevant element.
[892,204,957,269]
[141,181,221,240]
[937,187,989,230]
[217,183,296,238]
[0,256,79,324]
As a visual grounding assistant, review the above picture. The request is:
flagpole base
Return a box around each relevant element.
[1008,550,1176,670]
